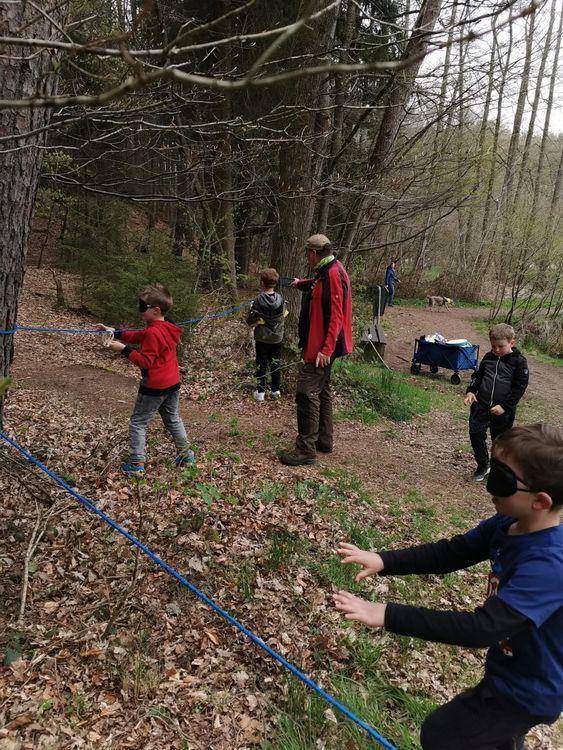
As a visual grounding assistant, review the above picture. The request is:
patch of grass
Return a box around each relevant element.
[255,480,287,505]
[265,528,308,571]
[339,519,388,551]
[64,691,88,724]
[335,361,450,423]
[119,631,160,700]
[228,417,241,436]
[237,557,256,601]
[265,674,435,749]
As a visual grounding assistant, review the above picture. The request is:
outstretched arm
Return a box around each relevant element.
[333,592,530,648]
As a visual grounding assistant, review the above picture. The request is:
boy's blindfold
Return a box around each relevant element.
[487,457,535,498]
[138,298,155,313]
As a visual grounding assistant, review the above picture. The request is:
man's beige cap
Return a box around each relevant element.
[306,234,331,248]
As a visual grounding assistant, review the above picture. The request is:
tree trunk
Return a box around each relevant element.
[0,1,68,424]
[339,0,444,264]
[271,0,341,323]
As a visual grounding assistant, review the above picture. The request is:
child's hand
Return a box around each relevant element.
[94,323,113,331]
[290,278,300,288]
[490,404,505,416]
[464,392,477,406]
[108,340,125,353]
[333,591,386,628]
[336,542,384,581]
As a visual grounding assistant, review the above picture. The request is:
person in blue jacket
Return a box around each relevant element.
[384,260,400,306]
[334,423,563,750]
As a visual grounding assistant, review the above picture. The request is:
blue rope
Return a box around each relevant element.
[0,302,250,336]
[0,428,396,749]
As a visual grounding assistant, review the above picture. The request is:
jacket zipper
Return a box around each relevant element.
[490,357,500,406]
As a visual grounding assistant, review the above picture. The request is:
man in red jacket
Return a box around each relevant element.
[279,235,353,466]
[96,283,194,475]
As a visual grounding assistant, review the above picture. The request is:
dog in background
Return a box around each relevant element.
[428,295,454,309]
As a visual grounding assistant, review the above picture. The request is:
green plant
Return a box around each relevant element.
[255,480,286,505]
[195,482,222,507]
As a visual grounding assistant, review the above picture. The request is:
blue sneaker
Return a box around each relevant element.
[175,449,196,466]
[121,462,145,475]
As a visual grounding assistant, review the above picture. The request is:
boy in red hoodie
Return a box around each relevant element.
[96,283,194,474]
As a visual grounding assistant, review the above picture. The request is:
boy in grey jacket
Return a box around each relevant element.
[464,323,529,481]
[247,268,287,401]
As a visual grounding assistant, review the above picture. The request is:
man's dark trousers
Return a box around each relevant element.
[295,362,333,457]
[255,341,282,394]
[421,678,555,750]
[469,401,515,470]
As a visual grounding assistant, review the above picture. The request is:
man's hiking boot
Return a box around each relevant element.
[278,450,316,466]
[175,449,196,466]
[121,462,145,475]
[473,465,490,482]
[315,443,333,454]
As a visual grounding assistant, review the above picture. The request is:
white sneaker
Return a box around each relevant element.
[270,391,281,399]
[252,390,265,402]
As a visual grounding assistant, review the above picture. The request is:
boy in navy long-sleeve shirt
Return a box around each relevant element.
[334,424,563,750]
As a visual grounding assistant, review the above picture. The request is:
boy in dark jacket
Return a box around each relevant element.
[464,323,529,481]
[335,423,563,750]
[96,283,193,474]
[246,268,287,402]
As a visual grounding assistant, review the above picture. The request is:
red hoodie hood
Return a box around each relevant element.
[147,319,183,347]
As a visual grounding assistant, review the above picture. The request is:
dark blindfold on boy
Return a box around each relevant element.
[139,299,154,313]
[487,457,536,498]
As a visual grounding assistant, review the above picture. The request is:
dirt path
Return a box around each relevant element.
[384,303,562,415]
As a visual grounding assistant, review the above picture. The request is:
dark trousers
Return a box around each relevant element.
[421,678,556,750]
[388,284,395,305]
[255,341,282,393]
[469,401,515,470]
[295,362,333,457]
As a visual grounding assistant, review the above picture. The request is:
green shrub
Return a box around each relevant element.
[59,197,198,326]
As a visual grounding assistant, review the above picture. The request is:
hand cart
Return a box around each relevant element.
[410,338,479,384]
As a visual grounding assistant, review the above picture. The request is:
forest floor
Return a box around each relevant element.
[1,269,561,750]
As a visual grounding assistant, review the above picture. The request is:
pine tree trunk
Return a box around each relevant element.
[339,0,444,264]
[0,1,68,424]
[271,0,340,324]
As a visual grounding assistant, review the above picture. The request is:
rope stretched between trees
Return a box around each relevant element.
[0,302,251,336]
[0,429,397,750]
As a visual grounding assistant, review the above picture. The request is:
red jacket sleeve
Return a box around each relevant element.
[117,329,145,346]
[125,329,163,370]
[320,268,344,358]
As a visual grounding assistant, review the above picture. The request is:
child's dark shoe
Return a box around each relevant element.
[473,465,490,482]
[175,449,196,466]
[121,462,145,475]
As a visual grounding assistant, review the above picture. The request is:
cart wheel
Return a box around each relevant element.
[450,372,461,385]
[430,364,439,374]
[410,362,421,375]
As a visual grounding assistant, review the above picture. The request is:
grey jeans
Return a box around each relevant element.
[129,390,188,464]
